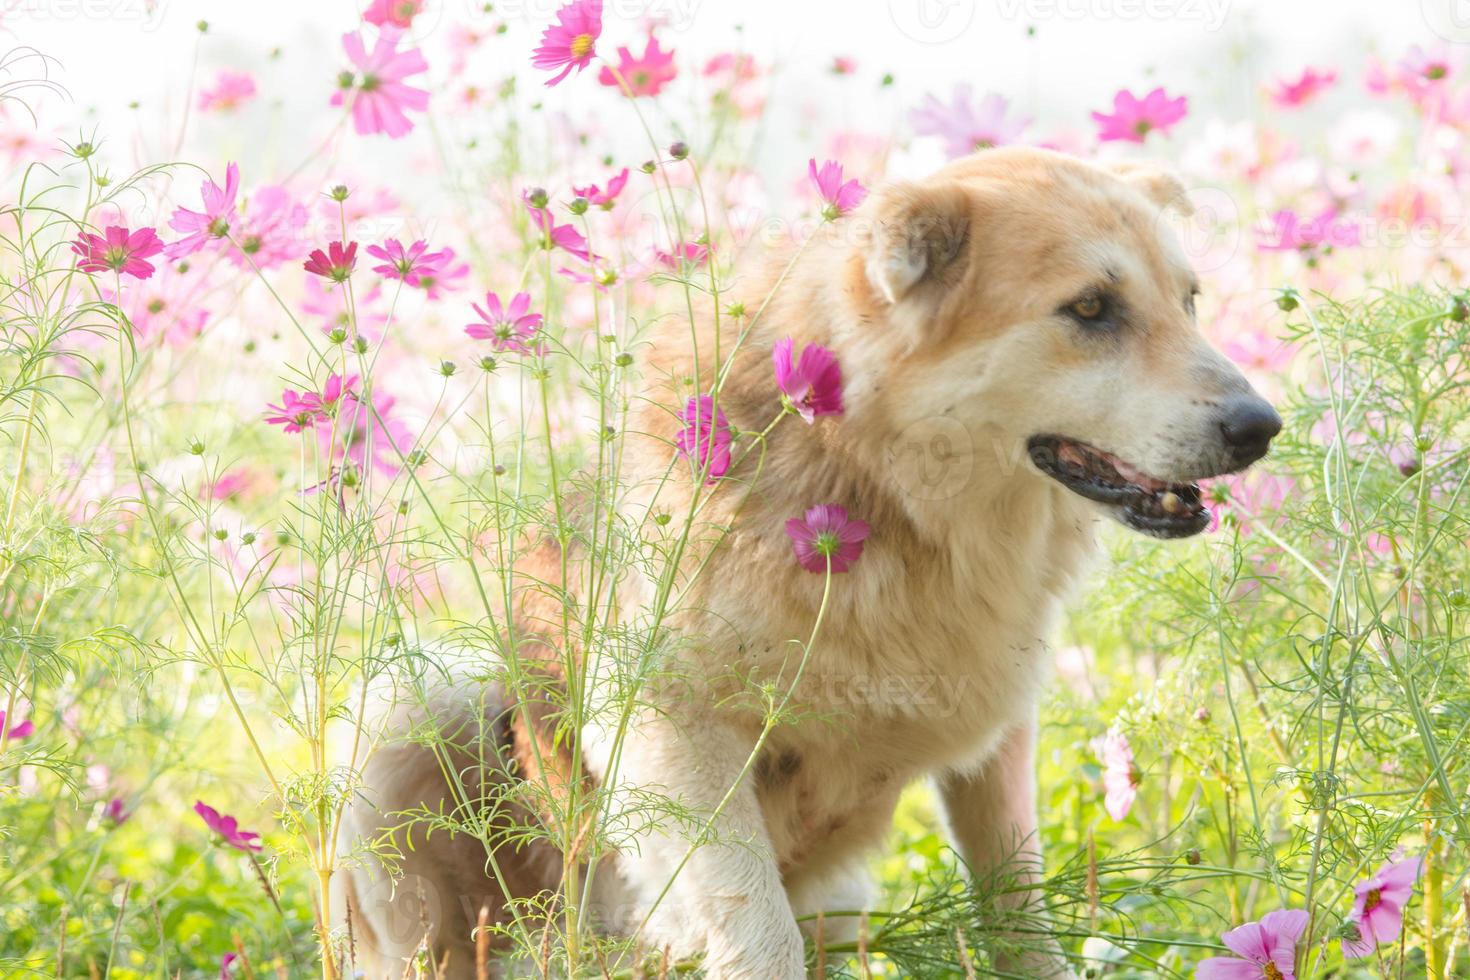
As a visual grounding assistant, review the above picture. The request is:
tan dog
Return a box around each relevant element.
[338,147,1280,978]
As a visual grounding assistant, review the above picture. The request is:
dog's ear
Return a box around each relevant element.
[862,181,973,308]
[1107,162,1195,216]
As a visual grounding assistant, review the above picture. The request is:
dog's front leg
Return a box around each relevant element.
[592,710,805,980]
[938,717,1075,979]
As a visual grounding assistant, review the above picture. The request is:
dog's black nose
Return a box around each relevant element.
[1219,395,1282,466]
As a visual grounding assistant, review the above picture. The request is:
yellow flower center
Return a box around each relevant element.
[1264,964,1284,980]
[570,33,594,59]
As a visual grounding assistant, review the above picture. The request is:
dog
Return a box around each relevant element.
[336,146,1280,978]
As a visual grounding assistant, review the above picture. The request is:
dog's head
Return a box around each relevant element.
[849,148,1279,539]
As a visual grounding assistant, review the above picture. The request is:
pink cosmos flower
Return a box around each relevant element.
[911,85,1029,157]
[532,0,603,86]
[411,246,469,299]
[1342,856,1423,958]
[653,241,711,271]
[1398,44,1454,92]
[302,276,388,341]
[197,70,257,112]
[676,394,731,484]
[1196,909,1307,980]
[205,470,255,501]
[314,373,359,415]
[1257,209,1360,253]
[598,36,678,97]
[326,386,413,479]
[331,30,430,138]
[265,389,324,433]
[107,270,211,347]
[808,159,867,220]
[785,504,871,574]
[225,186,309,270]
[364,0,424,29]
[167,162,241,259]
[772,338,843,423]
[1092,87,1189,143]
[525,194,597,262]
[193,800,263,852]
[1091,729,1140,821]
[572,167,630,209]
[366,238,450,286]
[304,240,358,282]
[558,264,619,291]
[0,709,35,741]
[71,226,165,280]
[465,291,544,353]
[1268,67,1337,108]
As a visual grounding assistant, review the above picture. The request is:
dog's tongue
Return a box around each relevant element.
[1110,456,1168,493]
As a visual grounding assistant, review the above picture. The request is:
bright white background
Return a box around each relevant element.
[2,0,1463,209]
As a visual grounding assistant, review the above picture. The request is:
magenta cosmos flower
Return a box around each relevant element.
[197,70,257,113]
[785,504,871,574]
[676,394,732,484]
[219,952,238,979]
[0,709,35,741]
[598,36,678,97]
[1268,67,1337,108]
[265,374,359,433]
[332,30,429,138]
[1091,729,1140,821]
[525,193,597,262]
[166,162,240,259]
[1196,909,1307,980]
[304,240,358,282]
[1092,87,1189,143]
[465,291,544,353]
[71,225,165,280]
[911,85,1029,157]
[572,167,630,209]
[366,238,449,287]
[772,338,843,423]
[364,0,424,29]
[808,159,867,220]
[193,800,263,853]
[1342,855,1423,958]
[533,0,603,86]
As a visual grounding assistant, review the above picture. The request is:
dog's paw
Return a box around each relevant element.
[701,919,805,980]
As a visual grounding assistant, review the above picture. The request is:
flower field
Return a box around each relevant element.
[1,1,1468,977]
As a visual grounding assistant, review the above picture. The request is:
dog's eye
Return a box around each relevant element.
[1069,296,1106,320]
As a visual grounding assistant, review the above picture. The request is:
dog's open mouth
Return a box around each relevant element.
[1027,435,1210,538]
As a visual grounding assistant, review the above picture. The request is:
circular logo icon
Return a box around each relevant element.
[888,0,978,44]
[1421,0,1470,42]
[887,416,973,501]
[1160,184,1242,274]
